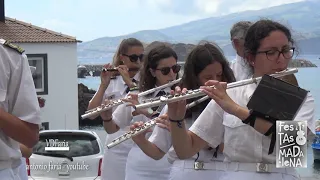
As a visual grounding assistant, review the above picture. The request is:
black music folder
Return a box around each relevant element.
[247,75,308,121]
[246,74,308,154]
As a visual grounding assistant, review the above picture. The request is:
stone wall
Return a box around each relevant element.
[78,83,103,126]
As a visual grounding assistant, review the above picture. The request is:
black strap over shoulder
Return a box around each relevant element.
[266,124,276,154]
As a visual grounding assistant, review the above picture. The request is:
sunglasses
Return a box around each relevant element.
[155,64,181,75]
[123,54,144,62]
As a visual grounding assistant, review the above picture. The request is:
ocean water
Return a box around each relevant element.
[78,54,320,119]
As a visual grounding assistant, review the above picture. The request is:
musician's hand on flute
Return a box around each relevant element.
[200,80,239,115]
[100,99,113,121]
[155,114,171,132]
[100,63,113,88]
[167,86,187,121]
[123,93,139,106]
[117,65,133,87]
[123,94,150,117]
[130,121,152,143]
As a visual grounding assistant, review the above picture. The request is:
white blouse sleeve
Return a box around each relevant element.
[149,126,171,153]
[112,90,143,128]
[294,92,316,134]
[189,99,225,148]
[148,105,172,153]
[112,103,133,129]
[8,54,41,125]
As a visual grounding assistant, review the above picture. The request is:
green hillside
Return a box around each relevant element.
[78,1,320,59]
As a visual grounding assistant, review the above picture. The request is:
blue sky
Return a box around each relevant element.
[5,0,305,42]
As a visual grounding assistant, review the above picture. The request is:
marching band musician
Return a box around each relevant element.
[87,38,144,180]
[0,39,41,179]
[229,21,253,80]
[167,19,315,180]
[130,42,236,179]
[229,21,300,88]
[101,44,181,180]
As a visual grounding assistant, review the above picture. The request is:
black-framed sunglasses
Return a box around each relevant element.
[155,64,181,75]
[123,54,144,62]
[256,47,295,61]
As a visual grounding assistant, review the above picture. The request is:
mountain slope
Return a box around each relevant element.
[159,0,320,43]
[78,30,172,59]
[78,1,320,61]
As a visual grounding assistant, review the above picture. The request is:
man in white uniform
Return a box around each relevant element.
[229,21,253,80]
[0,39,41,179]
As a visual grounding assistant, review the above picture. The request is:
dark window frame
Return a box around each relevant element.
[27,54,48,95]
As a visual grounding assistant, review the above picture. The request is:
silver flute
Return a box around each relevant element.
[106,68,298,149]
[134,68,298,110]
[106,96,208,149]
[81,78,182,119]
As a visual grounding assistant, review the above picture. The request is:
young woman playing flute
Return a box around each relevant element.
[130,42,236,179]
[100,44,181,180]
[167,19,315,180]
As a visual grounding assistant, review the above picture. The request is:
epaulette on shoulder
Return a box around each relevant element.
[129,86,139,91]
[2,40,25,54]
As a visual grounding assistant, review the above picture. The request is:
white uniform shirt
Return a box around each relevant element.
[99,71,140,180]
[229,54,251,81]
[95,72,140,104]
[113,86,172,129]
[116,87,172,180]
[149,105,224,164]
[98,71,140,150]
[0,39,41,169]
[189,83,315,164]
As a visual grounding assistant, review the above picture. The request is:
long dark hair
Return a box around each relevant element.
[182,42,236,117]
[139,44,179,92]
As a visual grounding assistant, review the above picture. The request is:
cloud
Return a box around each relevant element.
[144,0,172,8]
[194,0,221,14]
[222,0,306,14]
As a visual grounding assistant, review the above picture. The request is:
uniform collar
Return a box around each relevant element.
[153,86,171,98]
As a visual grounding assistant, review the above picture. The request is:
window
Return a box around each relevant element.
[27,54,48,95]
[40,122,49,131]
[32,132,100,157]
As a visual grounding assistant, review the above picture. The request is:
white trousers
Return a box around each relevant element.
[219,171,301,180]
[169,160,301,180]
[18,158,28,180]
[0,166,21,180]
[101,130,135,180]
[125,146,172,180]
[169,160,225,180]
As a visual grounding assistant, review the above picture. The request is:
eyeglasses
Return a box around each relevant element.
[123,54,144,62]
[155,64,181,75]
[256,47,295,61]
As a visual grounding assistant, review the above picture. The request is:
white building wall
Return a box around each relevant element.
[17,43,79,130]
